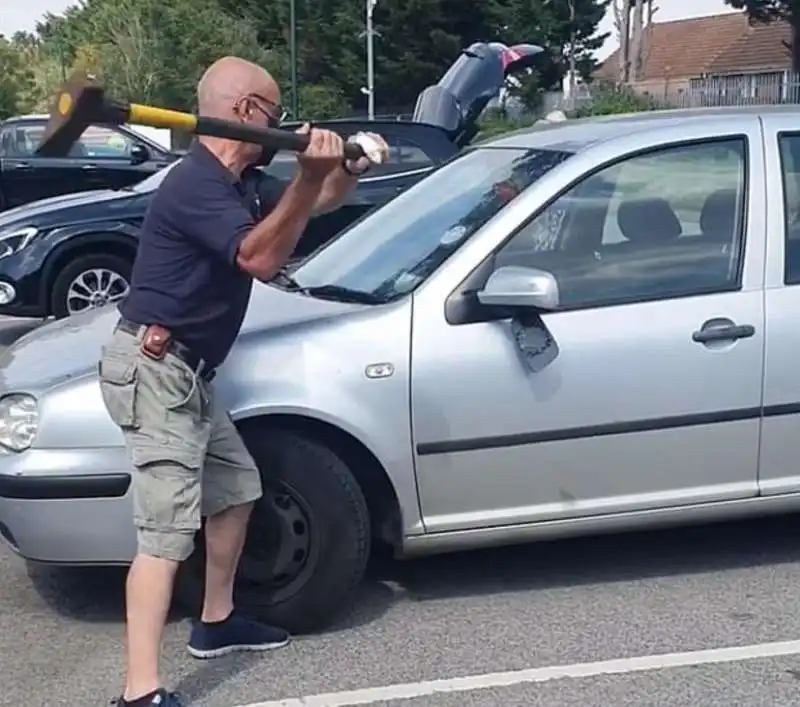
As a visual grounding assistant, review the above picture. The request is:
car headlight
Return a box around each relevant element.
[0,227,38,260]
[0,394,38,452]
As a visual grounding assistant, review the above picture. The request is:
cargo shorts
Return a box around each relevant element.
[98,326,263,562]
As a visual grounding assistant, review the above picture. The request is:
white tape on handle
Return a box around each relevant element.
[349,132,386,164]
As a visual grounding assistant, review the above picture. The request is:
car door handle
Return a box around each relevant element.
[82,164,97,170]
[11,162,30,169]
[692,322,755,344]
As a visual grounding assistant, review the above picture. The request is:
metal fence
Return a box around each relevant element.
[565,71,800,114]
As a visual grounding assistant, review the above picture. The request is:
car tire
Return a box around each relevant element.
[50,253,132,319]
[174,428,371,635]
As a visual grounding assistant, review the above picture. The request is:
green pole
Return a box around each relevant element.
[290,0,298,117]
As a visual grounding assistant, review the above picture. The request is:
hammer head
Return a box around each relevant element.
[36,73,126,157]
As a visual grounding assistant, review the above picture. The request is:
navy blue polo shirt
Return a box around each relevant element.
[120,142,286,369]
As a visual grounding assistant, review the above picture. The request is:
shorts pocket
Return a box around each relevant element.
[132,434,204,471]
[131,454,202,532]
[98,347,139,430]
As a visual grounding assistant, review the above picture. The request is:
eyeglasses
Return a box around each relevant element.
[246,93,287,127]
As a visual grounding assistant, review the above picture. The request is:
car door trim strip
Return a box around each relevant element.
[416,403,800,456]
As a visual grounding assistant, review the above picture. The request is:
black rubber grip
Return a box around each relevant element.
[692,324,755,343]
[194,116,365,159]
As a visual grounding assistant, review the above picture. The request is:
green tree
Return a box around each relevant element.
[503,0,610,106]
[0,35,35,119]
[372,0,511,111]
[724,0,800,71]
[36,0,278,110]
[216,0,512,114]
[214,0,363,115]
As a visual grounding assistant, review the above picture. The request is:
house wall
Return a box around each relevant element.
[627,77,692,99]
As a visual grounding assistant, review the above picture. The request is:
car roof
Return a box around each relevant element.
[483,104,800,153]
[3,114,49,122]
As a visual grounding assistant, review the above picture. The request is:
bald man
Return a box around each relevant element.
[99,56,388,707]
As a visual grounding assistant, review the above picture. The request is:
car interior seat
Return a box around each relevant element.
[615,197,682,248]
[12,130,32,157]
[699,188,739,246]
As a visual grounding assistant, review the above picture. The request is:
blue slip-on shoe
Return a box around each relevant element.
[187,612,290,659]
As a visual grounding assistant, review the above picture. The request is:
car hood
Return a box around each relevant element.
[0,188,140,229]
[0,282,369,395]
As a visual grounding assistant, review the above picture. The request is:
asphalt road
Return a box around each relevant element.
[2,317,800,706]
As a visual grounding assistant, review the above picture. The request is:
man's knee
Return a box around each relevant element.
[202,468,262,518]
[136,527,196,562]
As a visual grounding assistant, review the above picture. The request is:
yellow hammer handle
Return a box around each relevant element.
[127,104,198,131]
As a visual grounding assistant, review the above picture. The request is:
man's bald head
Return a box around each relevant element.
[197,56,280,121]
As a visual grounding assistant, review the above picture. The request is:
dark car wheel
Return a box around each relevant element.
[50,253,132,319]
[175,428,371,634]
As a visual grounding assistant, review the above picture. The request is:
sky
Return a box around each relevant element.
[3,0,738,56]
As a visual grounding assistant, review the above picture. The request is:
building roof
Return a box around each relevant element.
[707,19,792,74]
[596,11,791,82]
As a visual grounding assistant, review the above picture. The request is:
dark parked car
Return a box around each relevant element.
[0,41,542,319]
[0,116,177,212]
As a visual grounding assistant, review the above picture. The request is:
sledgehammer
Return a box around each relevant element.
[36,72,370,161]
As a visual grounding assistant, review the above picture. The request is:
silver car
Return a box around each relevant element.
[1,105,798,633]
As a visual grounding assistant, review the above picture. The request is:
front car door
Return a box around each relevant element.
[755,114,800,496]
[71,125,168,190]
[411,119,766,533]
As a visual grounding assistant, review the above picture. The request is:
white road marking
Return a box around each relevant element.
[236,639,800,707]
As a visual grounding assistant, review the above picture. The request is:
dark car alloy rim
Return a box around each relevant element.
[67,268,130,314]
[235,480,317,603]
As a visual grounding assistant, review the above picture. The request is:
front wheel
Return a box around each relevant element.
[50,253,132,319]
[175,428,371,634]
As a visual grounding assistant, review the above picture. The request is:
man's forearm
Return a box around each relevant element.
[312,167,359,216]
[237,174,324,279]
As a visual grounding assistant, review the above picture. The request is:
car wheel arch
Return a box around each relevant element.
[235,412,404,552]
[40,232,138,307]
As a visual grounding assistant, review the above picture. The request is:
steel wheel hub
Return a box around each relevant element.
[238,485,313,591]
[66,268,130,314]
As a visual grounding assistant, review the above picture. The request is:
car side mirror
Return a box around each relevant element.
[476,265,559,310]
[130,144,150,164]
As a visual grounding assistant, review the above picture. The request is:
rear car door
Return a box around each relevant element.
[0,120,83,208]
[755,115,800,495]
[411,123,766,533]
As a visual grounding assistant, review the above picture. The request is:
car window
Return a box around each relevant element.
[778,133,800,284]
[0,121,138,159]
[0,122,44,157]
[261,134,433,180]
[71,125,136,158]
[495,138,747,309]
[291,146,574,300]
[370,135,433,176]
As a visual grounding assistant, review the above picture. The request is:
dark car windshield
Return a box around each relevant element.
[291,146,573,301]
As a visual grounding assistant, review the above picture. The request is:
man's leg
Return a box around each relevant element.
[202,501,253,622]
[187,401,290,658]
[100,336,210,704]
[124,520,193,700]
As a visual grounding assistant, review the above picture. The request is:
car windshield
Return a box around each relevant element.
[290,146,573,302]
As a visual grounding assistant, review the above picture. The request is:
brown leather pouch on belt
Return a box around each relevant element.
[141,324,172,361]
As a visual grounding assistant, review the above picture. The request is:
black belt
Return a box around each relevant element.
[115,318,216,382]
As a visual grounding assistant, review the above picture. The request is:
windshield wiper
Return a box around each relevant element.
[269,269,303,290]
[302,284,386,304]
